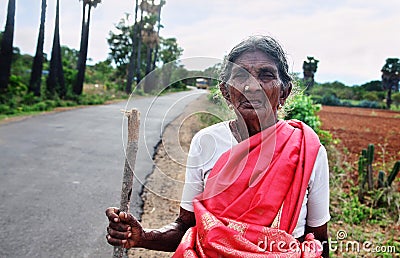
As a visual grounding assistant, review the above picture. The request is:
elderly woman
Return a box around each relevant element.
[106,35,330,257]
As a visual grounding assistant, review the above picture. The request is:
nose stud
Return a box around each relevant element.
[244,85,250,92]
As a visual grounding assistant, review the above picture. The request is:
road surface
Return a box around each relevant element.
[0,89,206,258]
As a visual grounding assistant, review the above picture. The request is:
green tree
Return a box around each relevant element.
[61,46,79,89]
[73,0,102,95]
[159,37,183,89]
[360,80,383,92]
[363,91,379,101]
[107,15,134,82]
[0,0,16,96]
[29,0,47,97]
[381,58,400,109]
[85,59,115,85]
[11,50,33,86]
[107,13,182,91]
[46,0,65,98]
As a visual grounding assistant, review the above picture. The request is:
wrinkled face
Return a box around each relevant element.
[225,50,283,123]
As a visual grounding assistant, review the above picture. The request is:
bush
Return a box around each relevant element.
[285,93,332,145]
[320,94,341,106]
[358,100,382,109]
[77,94,108,105]
[285,94,321,130]
[340,100,353,107]
[362,91,380,101]
[32,102,48,111]
[391,92,400,107]
[0,104,12,114]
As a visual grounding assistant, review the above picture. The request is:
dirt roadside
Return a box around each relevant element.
[128,93,210,258]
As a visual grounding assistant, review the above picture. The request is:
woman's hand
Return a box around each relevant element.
[105,207,144,249]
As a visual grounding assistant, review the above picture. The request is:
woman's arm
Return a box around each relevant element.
[106,206,195,251]
[305,146,330,257]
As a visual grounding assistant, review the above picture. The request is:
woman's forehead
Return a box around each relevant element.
[234,50,277,69]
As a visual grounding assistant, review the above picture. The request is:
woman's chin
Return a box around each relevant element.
[237,107,276,121]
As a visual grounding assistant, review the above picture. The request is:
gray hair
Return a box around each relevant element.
[220,35,293,90]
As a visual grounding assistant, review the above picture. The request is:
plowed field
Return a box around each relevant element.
[318,106,400,165]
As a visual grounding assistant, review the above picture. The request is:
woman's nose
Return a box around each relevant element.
[243,81,261,93]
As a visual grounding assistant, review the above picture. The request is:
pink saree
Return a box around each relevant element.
[173,120,323,258]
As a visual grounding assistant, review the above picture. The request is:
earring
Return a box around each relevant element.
[278,103,283,110]
[244,85,250,92]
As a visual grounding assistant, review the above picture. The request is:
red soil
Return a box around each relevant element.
[318,106,400,166]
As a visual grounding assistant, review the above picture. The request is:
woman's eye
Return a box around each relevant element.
[259,72,275,81]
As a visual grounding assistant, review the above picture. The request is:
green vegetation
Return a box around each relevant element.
[356,144,400,217]
[285,93,332,146]
[329,144,399,256]
[310,81,382,108]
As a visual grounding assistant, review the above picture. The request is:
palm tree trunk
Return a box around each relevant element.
[125,0,139,94]
[80,1,86,42]
[135,8,144,85]
[46,0,65,98]
[143,45,153,93]
[386,88,392,109]
[0,0,16,95]
[74,2,92,95]
[29,0,47,97]
[151,4,163,71]
[76,0,87,83]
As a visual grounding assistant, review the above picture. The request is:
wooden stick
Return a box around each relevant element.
[113,109,140,258]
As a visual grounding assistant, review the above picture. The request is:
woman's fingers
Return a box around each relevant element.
[109,221,130,232]
[106,234,127,246]
[108,226,132,240]
[105,207,120,223]
[118,212,142,228]
[105,210,143,248]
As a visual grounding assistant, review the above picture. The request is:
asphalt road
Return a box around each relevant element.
[0,89,206,258]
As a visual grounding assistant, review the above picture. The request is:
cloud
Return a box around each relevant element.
[162,0,400,84]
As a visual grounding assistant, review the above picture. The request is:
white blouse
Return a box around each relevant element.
[180,121,331,238]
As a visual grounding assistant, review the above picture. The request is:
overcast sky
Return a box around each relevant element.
[1,0,399,85]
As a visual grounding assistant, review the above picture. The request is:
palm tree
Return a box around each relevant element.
[125,0,140,94]
[73,0,102,95]
[140,1,160,93]
[47,0,65,98]
[302,56,319,91]
[381,58,400,109]
[29,0,47,97]
[151,0,165,71]
[0,0,16,95]
[135,6,144,85]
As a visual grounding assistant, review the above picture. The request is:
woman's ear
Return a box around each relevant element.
[219,82,231,102]
[280,82,292,105]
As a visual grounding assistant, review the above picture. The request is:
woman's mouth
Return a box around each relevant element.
[240,99,264,109]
